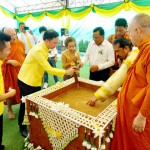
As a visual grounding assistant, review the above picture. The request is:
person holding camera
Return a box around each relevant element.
[18,22,37,55]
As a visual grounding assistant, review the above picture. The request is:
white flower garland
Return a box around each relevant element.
[92,124,105,138]
[24,135,44,150]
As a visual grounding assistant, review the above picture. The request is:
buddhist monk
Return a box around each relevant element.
[2,28,25,119]
[110,13,150,150]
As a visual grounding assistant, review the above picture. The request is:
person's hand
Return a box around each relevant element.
[109,67,116,76]
[29,30,33,35]
[75,69,79,74]
[90,65,99,72]
[73,55,78,63]
[54,57,57,63]
[78,62,83,68]
[8,88,16,97]
[66,67,75,76]
[132,112,146,133]
[7,60,21,67]
[70,61,76,67]
[86,97,98,106]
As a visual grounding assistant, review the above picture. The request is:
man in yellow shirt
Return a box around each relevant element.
[0,32,16,150]
[18,29,75,137]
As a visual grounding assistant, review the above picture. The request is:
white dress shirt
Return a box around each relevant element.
[61,34,69,46]
[18,32,37,54]
[82,39,115,70]
[48,48,58,58]
[37,36,43,43]
[37,32,44,43]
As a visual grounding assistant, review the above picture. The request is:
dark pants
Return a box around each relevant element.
[90,68,110,82]
[0,114,3,146]
[18,80,41,131]
[44,57,58,83]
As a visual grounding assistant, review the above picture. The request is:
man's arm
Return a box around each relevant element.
[6,60,21,67]
[29,30,38,43]
[87,49,139,106]
[0,88,16,102]
[107,34,114,44]
[33,50,66,76]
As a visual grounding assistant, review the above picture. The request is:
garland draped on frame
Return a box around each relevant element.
[1,0,150,28]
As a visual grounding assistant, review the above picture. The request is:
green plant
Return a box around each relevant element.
[78,39,84,52]
[78,40,90,53]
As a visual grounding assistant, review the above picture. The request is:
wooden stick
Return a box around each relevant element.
[74,72,79,89]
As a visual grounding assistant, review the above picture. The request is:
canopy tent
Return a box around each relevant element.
[1,0,150,23]
[0,0,149,52]
[0,0,126,14]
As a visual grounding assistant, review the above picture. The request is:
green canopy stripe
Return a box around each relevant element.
[0,1,150,21]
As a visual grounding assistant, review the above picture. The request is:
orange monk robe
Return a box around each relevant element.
[2,39,25,104]
[108,33,130,44]
[111,39,150,150]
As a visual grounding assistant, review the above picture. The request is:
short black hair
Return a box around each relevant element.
[19,22,25,26]
[113,37,133,51]
[43,29,59,41]
[65,37,76,47]
[39,26,47,34]
[0,32,11,51]
[93,27,105,36]
[115,18,128,28]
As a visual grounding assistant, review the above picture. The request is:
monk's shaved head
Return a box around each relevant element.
[4,28,17,43]
[4,27,15,34]
[130,14,150,31]
[128,14,150,47]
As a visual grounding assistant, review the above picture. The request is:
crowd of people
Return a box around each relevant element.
[0,13,150,150]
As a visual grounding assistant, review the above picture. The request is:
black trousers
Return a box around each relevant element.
[90,68,110,82]
[0,114,3,146]
[18,80,41,130]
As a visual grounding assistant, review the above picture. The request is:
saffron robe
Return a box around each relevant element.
[108,33,130,44]
[2,40,25,104]
[111,39,150,150]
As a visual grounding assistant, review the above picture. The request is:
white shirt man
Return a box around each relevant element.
[82,39,114,70]
[61,34,69,47]
[18,22,37,55]
[61,29,69,51]
[18,33,37,55]
[81,27,115,81]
